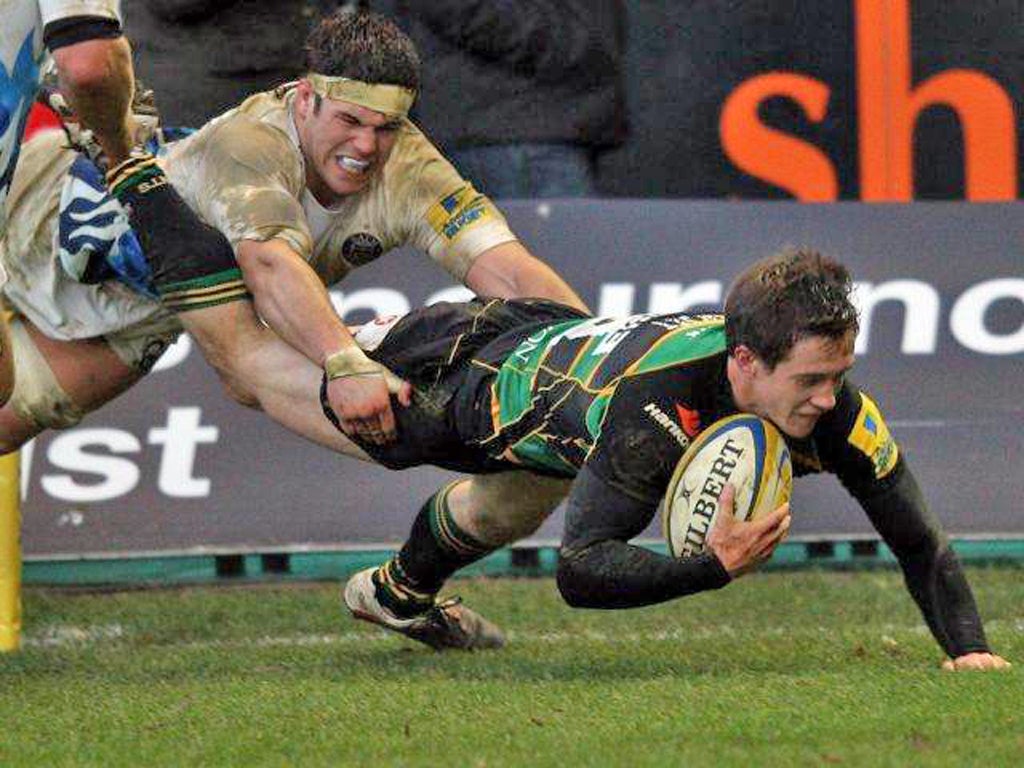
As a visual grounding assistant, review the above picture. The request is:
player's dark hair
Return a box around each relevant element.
[304,10,420,91]
[725,248,859,369]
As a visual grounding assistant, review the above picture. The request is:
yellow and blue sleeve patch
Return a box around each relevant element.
[847,392,899,479]
[426,185,493,242]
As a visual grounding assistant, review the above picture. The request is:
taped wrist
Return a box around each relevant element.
[324,346,381,380]
[106,153,250,312]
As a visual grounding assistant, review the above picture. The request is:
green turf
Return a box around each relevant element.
[1,567,1022,767]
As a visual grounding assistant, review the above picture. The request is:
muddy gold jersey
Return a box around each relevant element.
[0,130,174,340]
[161,85,518,287]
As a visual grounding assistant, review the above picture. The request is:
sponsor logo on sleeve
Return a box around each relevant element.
[847,392,899,478]
[341,232,384,266]
[426,185,493,242]
[643,402,693,450]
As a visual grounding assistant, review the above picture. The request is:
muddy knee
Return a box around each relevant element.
[457,472,571,544]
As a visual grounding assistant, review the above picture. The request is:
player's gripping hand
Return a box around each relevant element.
[707,484,791,577]
[941,652,1012,671]
[320,347,412,445]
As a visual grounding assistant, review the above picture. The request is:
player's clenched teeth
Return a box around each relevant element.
[337,155,370,174]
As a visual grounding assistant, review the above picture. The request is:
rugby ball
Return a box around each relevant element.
[663,414,792,558]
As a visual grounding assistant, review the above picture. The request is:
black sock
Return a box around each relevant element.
[373,484,496,618]
[106,154,250,312]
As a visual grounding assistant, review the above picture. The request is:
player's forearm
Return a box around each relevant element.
[510,259,589,313]
[226,330,368,455]
[237,241,356,367]
[556,539,730,609]
[906,547,990,657]
[556,469,731,608]
[464,242,590,313]
[53,37,135,164]
[858,463,990,657]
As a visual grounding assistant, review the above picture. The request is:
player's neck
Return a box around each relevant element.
[304,169,347,209]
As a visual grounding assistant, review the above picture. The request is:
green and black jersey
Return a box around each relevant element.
[363,298,901,513]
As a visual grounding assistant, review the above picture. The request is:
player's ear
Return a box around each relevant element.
[732,345,761,376]
[295,80,315,119]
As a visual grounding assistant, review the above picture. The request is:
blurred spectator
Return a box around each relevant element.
[122,0,337,126]
[371,1,627,198]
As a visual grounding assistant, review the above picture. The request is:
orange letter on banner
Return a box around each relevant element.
[720,73,838,201]
[856,0,1017,200]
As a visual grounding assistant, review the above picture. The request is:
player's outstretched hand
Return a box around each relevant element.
[707,484,791,577]
[325,364,412,445]
[941,652,1012,671]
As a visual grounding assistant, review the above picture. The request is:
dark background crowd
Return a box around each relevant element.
[123,0,1024,200]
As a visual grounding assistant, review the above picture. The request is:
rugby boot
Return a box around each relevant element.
[343,567,505,651]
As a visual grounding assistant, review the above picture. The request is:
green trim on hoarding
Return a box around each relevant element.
[21,538,1024,587]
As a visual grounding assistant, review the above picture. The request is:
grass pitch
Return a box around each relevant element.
[1,567,1022,767]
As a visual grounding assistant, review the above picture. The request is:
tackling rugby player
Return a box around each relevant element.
[104,8,585,448]
[1,9,585,541]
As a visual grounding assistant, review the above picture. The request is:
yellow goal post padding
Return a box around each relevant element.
[0,452,20,652]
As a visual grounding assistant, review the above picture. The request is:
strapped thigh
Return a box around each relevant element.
[6,316,85,429]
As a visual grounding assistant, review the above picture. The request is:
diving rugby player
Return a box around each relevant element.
[337,250,1008,672]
